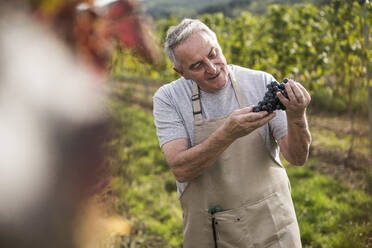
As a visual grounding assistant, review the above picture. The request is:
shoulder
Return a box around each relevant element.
[230,64,275,83]
[154,77,192,101]
[229,65,276,94]
[153,77,193,113]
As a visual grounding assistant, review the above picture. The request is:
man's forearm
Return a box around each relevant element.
[170,126,234,182]
[282,112,312,165]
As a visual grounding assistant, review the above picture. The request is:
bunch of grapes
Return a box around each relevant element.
[253,78,289,113]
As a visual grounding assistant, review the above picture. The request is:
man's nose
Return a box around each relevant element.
[204,59,217,74]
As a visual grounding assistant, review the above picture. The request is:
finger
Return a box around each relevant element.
[297,83,311,103]
[235,106,254,114]
[277,91,290,107]
[250,111,276,123]
[252,112,276,127]
[284,80,296,103]
[292,82,305,103]
[285,80,301,103]
[241,110,270,122]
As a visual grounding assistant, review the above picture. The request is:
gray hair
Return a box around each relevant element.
[164,18,217,70]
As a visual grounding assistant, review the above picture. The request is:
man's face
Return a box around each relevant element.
[173,31,228,93]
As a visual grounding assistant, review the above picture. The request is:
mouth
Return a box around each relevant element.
[208,71,221,80]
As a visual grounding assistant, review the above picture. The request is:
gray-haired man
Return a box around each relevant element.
[153,18,311,248]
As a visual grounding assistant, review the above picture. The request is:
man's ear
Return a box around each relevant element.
[173,67,190,80]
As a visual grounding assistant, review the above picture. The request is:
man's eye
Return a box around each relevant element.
[193,63,202,70]
[209,50,216,59]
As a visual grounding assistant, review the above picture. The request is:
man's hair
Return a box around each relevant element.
[164,18,217,70]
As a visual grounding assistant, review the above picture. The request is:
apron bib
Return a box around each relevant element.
[180,65,302,248]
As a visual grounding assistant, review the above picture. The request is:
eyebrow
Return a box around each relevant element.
[189,47,214,70]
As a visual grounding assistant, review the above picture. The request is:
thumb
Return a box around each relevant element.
[234,106,253,115]
[236,106,254,114]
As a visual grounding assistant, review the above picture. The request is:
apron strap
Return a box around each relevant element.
[191,65,246,121]
[192,81,203,122]
[228,65,246,108]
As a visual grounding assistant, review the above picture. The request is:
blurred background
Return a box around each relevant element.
[1,0,372,247]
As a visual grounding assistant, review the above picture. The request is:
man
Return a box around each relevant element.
[153,18,311,248]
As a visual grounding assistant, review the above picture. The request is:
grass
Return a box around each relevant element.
[286,163,372,247]
[308,109,371,156]
[311,128,370,157]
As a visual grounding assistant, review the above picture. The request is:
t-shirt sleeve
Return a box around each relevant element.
[263,72,288,141]
[153,87,189,148]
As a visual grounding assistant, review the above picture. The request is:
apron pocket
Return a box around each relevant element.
[213,208,253,248]
[214,191,294,248]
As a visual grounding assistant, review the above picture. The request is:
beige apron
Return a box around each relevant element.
[180,66,302,248]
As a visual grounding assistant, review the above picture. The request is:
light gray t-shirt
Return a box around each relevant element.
[153,65,288,197]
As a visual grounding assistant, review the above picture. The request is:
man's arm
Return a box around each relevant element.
[162,107,276,182]
[277,80,312,165]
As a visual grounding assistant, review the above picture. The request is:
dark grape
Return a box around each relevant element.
[253,78,289,113]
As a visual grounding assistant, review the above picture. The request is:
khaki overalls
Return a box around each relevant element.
[180,66,302,248]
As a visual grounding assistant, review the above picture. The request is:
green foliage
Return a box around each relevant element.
[324,1,368,117]
[112,2,372,116]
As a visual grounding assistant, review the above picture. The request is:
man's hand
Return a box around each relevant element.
[277,79,311,120]
[221,106,276,142]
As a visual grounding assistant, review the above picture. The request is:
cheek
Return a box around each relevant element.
[187,71,204,81]
[215,54,227,64]
[196,72,206,80]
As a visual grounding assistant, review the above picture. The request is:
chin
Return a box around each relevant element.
[217,72,228,85]
[217,81,227,89]
[212,77,227,91]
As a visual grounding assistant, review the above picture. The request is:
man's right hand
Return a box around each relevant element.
[221,106,276,142]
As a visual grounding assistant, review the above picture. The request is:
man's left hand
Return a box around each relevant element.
[277,79,311,119]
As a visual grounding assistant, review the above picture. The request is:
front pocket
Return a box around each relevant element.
[213,192,294,248]
[213,208,253,248]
